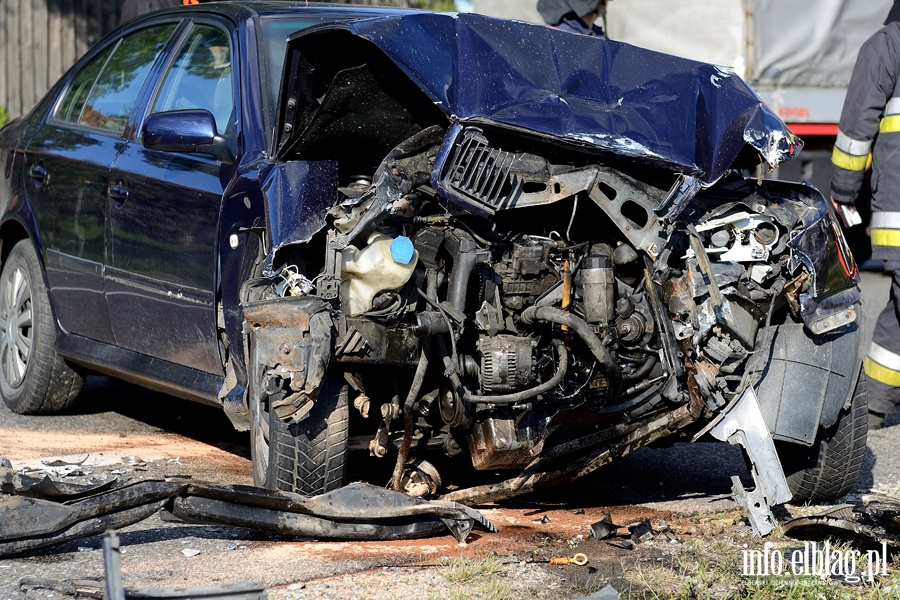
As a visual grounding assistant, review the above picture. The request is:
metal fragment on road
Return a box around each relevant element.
[588,512,619,540]
[0,478,496,557]
[782,494,900,548]
[0,465,118,500]
[41,454,89,467]
[707,386,791,536]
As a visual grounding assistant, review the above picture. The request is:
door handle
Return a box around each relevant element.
[29,164,47,182]
[108,180,129,204]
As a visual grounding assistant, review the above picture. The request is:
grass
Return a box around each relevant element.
[570,573,609,597]
[433,554,525,600]
[441,554,504,584]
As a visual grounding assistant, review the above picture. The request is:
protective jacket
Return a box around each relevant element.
[834,7,900,422]
[831,21,900,261]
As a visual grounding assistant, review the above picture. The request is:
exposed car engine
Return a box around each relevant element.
[246,118,860,539]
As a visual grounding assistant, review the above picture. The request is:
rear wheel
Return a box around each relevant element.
[778,368,868,503]
[0,240,83,414]
[250,359,348,495]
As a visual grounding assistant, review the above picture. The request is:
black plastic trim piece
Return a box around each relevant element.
[56,333,223,407]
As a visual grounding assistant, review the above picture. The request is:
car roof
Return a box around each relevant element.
[150,1,422,22]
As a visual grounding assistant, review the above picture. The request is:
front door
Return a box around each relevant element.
[105,23,236,375]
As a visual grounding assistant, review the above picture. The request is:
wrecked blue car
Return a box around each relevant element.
[0,3,865,535]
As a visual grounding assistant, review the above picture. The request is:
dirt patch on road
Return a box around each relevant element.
[3,385,898,599]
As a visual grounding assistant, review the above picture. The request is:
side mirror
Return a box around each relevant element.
[142,109,234,163]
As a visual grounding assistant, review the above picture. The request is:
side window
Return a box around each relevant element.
[151,25,234,136]
[57,47,114,124]
[76,24,177,133]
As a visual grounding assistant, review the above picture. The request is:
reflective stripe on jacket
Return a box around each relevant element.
[831,22,900,259]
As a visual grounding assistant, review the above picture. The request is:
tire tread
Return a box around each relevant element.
[783,369,868,503]
[268,376,348,495]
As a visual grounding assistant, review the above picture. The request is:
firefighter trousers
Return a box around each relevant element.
[864,260,900,415]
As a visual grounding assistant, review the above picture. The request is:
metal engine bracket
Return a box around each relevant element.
[708,386,792,536]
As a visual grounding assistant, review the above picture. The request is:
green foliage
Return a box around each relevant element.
[0,105,8,129]
[313,0,458,9]
[409,0,457,10]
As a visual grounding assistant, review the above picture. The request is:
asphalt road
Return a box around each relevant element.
[0,269,896,598]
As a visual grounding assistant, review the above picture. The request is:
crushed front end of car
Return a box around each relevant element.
[242,13,865,536]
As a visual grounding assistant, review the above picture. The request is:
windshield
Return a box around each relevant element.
[258,17,322,127]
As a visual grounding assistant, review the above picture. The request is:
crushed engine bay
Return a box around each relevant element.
[238,13,863,538]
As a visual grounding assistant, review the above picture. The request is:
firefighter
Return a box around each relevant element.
[537,0,612,38]
[831,0,900,429]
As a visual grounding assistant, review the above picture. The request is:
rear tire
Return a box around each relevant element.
[250,364,348,496]
[778,368,868,503]
[0,240,83,414]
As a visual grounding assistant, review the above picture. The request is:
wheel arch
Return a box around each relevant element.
[0,219,29,268]
[0,216,62,335]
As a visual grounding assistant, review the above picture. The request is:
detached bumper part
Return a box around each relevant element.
[0,472,496,557]
[709,386,792,536]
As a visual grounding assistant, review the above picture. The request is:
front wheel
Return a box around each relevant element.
[250,367,348,496]
[778,367,868,503]
[0,240,83,414]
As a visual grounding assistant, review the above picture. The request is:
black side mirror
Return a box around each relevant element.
[142,109,234,163]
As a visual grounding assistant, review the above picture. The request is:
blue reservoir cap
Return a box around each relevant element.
[390,236,415,265]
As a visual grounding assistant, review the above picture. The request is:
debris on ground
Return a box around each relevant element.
[587,512,681,550]
[0,464,495,556]
[782,493,900,548]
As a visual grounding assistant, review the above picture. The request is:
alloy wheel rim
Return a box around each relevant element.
[0,267,31,389]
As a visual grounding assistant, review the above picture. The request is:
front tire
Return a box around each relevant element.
[0,240,83,414]
[778,367,868,503]
[250,366,348,496]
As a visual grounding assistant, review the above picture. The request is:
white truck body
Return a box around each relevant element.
[606,0,892,132]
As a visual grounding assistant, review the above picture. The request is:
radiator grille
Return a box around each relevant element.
[443,129,522,210]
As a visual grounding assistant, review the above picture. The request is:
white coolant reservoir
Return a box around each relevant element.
[340,233,418,316]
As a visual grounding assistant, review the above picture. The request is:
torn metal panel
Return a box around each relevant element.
[708,386,792,536]
[168,481,496,541]
[259,160,338,277]
[282,13,801,184]
[588,513,620,540]
[0,466,118,500]
[0,479,495,557]
[243,296,334,422]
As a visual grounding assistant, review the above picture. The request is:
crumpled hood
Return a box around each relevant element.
[284,12,801,186]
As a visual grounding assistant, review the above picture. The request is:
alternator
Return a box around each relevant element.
[477,335,536,392]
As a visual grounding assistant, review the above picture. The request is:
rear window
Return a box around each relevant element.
[57,24,177,133]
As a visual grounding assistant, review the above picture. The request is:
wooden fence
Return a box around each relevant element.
[0,0,439,121]
[1,0,127,119]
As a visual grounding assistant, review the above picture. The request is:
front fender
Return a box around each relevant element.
[755,319,862,446]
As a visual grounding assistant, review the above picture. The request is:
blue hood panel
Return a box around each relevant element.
[321,13,800,185]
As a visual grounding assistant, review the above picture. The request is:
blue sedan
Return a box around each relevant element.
[0,2,866,529]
